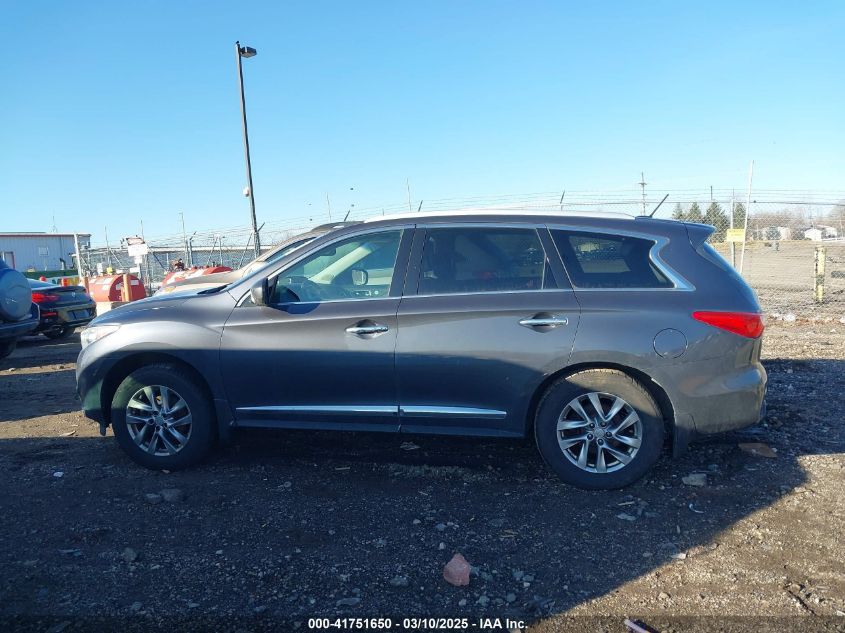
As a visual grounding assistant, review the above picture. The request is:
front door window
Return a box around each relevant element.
[271,230,403,304]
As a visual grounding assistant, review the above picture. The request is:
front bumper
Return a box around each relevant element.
[76,346,117,426]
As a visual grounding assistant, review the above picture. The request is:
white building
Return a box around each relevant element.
[0,232,91,271]
[764,226,792,240]
[804,225,839,241]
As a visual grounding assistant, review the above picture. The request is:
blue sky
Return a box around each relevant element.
[1,1,843,243]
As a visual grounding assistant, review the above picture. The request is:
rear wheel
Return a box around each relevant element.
[43,326,74,340]
[535,369,664,489]
[110,364,216,470]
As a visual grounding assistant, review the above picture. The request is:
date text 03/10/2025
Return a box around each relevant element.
[306,617,527,630]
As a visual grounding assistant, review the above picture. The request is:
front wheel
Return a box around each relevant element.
[110,364,216,470]
[535,369,664,489]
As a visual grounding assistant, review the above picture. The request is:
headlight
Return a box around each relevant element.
[80,324,120,349]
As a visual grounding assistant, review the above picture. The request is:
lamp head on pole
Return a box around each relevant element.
[239,45,257,58]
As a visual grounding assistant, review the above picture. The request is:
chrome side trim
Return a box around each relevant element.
[237,405,398,415]
[648,237,694,291]
[399,406,507,419]
[238,405,508,419]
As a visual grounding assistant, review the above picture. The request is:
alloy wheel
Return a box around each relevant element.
[125,385,193,456]
[556,392,642,474]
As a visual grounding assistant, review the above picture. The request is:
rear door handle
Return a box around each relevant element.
[345,322,389,336]
[519,314,569,329]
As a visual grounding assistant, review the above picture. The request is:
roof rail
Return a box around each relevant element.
[362,209,636,223]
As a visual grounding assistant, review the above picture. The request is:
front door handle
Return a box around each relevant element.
[519,314,569,329]
[345,322,389,336]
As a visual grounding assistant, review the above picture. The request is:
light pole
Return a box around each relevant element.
[235,41,261,257]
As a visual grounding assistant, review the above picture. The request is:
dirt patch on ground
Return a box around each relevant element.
[0,324,843,632]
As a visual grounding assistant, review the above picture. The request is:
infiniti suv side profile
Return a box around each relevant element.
[77,212,766,489]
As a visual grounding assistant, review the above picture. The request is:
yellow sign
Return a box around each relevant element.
[726,228,746,243]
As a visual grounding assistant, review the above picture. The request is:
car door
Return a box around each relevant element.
[395,223,581,437]
[220,227,413,431]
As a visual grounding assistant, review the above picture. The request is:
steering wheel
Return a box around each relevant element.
[281,276,354,301]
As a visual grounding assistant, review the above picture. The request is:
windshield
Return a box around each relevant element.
[28,279,56,289]
[240,236,317,276]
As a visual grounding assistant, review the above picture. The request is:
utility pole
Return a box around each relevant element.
[326,193,332,221]
[639,172,647,215]
[729,190,736,268]
[140,219,152,293]
[73,233,83,282]
[105,226,111,268]
[235,41,261,257]
[739,161,754,274]
[406,178,413,213]
[179,211,191,267]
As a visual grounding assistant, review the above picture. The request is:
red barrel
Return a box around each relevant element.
[88,274,146,302]
[160,266,232,287]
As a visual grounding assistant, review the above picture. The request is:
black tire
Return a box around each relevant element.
[0,339,16,360]
[535,369,664,490]
[43,326,74,340]
[110,364,217,470]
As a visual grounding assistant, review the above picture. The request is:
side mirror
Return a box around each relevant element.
[351,268,369,286]
[250,279,268,306]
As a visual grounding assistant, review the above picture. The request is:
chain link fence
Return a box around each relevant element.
[670,198,844,319]
[80,191,845,317]
[81,225,305,292]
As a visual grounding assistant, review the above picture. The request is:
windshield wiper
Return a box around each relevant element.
[197,284,229,295]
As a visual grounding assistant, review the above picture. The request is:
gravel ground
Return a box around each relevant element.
[0,323,843,633]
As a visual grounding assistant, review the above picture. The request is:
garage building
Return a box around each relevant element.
[0,232,91,272]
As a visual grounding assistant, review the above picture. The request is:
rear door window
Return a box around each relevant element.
[417,227,557,295]
[551,230,672,289]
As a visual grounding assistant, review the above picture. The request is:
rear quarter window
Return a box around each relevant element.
[551,230,672,289]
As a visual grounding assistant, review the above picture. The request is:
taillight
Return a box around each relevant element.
[693,311,764,339]
[31,292,60,303]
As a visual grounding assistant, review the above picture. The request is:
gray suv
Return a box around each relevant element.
[77,212,766,489]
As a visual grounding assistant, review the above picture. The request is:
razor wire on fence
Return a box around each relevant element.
[79,191,845,317]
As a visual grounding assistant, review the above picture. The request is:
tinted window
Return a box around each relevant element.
[551,230,671,289]
[271,230,402,303]
[417,227,556,295]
